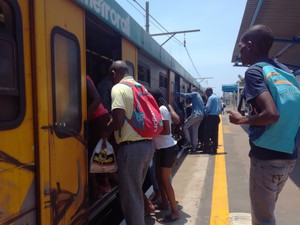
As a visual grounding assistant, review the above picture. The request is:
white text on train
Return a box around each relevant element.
[84,0,130,36]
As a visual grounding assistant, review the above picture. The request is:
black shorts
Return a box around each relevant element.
[156,144,179,168]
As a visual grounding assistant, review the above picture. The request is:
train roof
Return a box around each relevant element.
[74,0,201,89]
[232,0,300,72]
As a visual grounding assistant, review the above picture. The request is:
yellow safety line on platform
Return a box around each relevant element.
[210,117,230,225]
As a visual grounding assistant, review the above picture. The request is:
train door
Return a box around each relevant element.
[85,13,141,224]
[174,74,181,101]
[85,13,122,213]
[159,72,168,100]
[36,0,87,224]
[0,0,36,224]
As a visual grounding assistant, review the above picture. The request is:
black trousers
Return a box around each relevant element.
[204,115,220,152]
[198,116,207,144]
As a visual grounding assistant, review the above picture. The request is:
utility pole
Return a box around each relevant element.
[145,1,149,33]
[144,1,199,46]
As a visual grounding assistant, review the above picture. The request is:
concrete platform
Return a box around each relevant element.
[121,114,300,225]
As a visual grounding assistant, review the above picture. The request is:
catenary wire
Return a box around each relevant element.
[125,0,200,77]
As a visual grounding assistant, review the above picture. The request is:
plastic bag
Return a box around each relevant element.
[89,138,117,173]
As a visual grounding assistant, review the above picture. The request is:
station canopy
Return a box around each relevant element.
[232,0,300,72]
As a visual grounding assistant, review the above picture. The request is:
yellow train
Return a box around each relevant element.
[0,0,200,224]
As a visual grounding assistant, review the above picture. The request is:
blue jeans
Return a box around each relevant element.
[249,158,296,225]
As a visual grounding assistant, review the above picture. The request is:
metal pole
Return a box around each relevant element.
[146,1,149,33]
[151,29,200,36]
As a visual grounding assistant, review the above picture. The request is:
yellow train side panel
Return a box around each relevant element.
[33,0,87,224]
[44,0,87,224]
[0,0,36,224]
[122,38,138,79]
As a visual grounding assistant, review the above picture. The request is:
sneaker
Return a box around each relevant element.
[182,143,192,148]
[144,203,155,216]
[189,149,197,154]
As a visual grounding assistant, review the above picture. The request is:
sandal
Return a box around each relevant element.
[144,202,155,216]
[155,203,169,210]
[144,206,155,216]
[162,214,179,222]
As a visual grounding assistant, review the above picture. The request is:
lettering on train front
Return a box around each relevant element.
[81,0,130,36]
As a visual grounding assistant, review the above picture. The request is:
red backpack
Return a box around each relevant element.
[120,81,163,138]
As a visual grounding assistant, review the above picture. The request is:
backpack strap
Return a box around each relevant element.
[119,81,135,123]
[255,62,299,88]
[255,62,269,68]
[119,81,146,124]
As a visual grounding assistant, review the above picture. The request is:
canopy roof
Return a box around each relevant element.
[232,0,300,72]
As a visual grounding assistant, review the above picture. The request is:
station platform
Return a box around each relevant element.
[121,113,300,225]
[145,114,300,225]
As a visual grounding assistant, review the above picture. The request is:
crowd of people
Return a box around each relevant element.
[87,59,222,224]
[87,24,300,225]
[175,86,222,155]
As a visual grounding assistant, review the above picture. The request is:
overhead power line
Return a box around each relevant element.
[126,0,145,17]
[127,0,200,77]
[184,41,200,78]
[130,0,185,46]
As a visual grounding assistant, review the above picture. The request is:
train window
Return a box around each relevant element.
[159,73,168,89]
[0,0,25,130]
[138,62,150,85]
[51,27,81,138]
[125,60,134,77]
[181,85,185,92]
[0,1,14,34]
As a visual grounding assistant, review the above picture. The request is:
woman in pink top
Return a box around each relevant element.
[86,75,113,203]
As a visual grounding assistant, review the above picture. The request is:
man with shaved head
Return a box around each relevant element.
[105,60,154,225]
[229,25,299,225]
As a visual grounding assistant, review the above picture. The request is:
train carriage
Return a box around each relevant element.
[0,0,200,224]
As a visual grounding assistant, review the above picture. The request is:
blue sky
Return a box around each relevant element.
[116,0,248,96]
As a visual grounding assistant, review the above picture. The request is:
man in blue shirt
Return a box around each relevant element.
[229,24,298,225]
[203,88,222,154]
[176,87,205,153]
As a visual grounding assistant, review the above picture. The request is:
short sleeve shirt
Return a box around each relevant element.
[244,59,297,160]
[111,76,149,144]
[153,105,177,150]
[206,93,222,115]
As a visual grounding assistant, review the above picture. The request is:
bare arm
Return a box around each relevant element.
[87,78,101,119]
[160,120,171,135]
[229,91,279,126]
[100,108,125,139]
